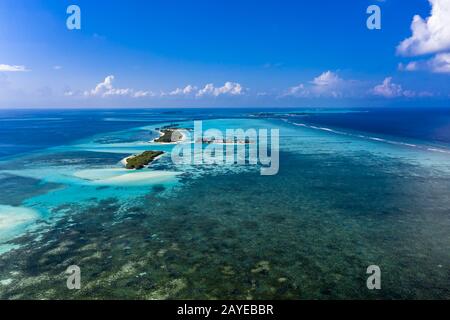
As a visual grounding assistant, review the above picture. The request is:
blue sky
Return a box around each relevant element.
[0,0,449,108]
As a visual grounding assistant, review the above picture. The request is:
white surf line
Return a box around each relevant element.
[291,122,450,155]
[149,130,165,143]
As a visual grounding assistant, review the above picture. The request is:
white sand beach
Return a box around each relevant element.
[120,155,133,166]
[73,168,180,186]
[150,129,190,144]
[0,205,39,233]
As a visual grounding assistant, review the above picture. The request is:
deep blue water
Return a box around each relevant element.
[0,109,186,158]
[0,108,277,159]
[299,107,450,145]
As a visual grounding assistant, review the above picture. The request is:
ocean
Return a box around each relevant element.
[0,107,449,299]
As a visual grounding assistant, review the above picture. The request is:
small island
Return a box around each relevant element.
[125,151,164,169]
[154,129,180,143]
[153,126,190,143]
[197,137,253,144]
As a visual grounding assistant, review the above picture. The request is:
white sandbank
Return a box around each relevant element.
[0,205,39,233]
[73,168,180,186]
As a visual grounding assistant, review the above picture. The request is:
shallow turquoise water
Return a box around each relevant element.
[0,115,449,299]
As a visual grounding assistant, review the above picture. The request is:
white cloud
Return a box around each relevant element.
[285,83,310,97]
[84,75,151,98]
[310,71,346,97]
[0,64,29,72]
[53,66,63,70]
[372,77,406,98]
[85,75,115,96]
[74,78,247,100]
[311,71,342,87]
[133,90,154,98]
[169,85,197,96]
[398,62,419,72]
[196,82,244,97]
[399,53,450,74]
[427,52,450,73]
[284,71,350,98]
[371,77,432,98]
[397,0,450,56]
[197,84,215,96]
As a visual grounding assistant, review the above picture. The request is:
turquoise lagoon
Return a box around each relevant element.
[0,110,449,299]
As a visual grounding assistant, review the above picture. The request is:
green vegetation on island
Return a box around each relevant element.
[126,151,164,169]
[154,127,189,143]
[154,130,175,143]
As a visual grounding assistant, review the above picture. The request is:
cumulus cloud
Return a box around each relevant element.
[397,0,450,74]
[0,64,29,72]
[169,85,197,96]
[87,75,128,96]
[372,77,432,98]
[397,0,450,56]
[84,75,152,98]
[310,71,346,97]
[311,71,342,87]
[428,53,450,73]
[285,83,310,97]
[372,77,405,98]
[196,82,244,97]
[399,53,450,74]
[284,71,352,98]
[81,78,246,100]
